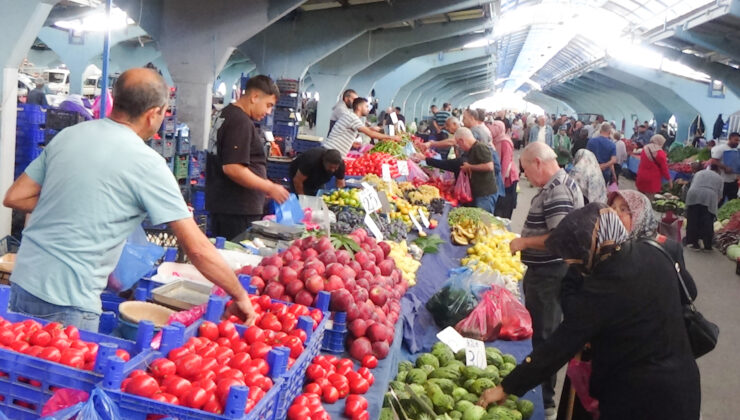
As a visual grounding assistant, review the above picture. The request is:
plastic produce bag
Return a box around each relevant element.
[42,389,90,418]
[454,289,503,341]
[425,267,486,329]
[107,225,164,292]
[273,193,305,226]
[40,388,119,420]
[406,160,429,183]
[92,90,113,120]
[495,285,533,340]
[454,172,473,204]
[566,358,600,418]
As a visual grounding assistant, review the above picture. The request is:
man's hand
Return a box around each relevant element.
[224,296,259,326]
[477,385,507,408]
[461,162,472,175]
[268,183,290,203]
[510,237,527,254]
[390,135,402,141]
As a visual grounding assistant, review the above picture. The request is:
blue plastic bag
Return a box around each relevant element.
[40,388,120,420]
[107,225,164,292]
[273,194,305,226]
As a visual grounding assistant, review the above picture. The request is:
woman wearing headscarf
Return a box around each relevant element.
[636,134,672,198]
[570,149,607,204]
[570,127,590,156]
[477,203,701,420]
[488,120,519,218]
[607,189,697,301]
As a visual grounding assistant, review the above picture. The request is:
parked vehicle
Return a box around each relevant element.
[43,68,70,95]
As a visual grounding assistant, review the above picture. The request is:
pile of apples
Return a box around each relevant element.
[238,229,408,361]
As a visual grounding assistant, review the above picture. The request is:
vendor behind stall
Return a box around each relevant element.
[3,68,257,331]
[290,147,345,196]
[323,97,400,157]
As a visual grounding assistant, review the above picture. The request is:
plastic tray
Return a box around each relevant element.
[0,286,152,419]
[151,280,212,310]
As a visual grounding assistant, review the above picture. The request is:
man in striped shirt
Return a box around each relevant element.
[324,97,399,157]
[509,142,584,418]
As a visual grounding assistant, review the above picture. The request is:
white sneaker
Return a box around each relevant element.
[545,407,557,420]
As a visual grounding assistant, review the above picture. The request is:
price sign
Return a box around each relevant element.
[465,338,487,369]
[436,327,467,353]
[397,160,409,176]
[382,164,392,182]
[364,214,384,241]
[358,185,382,213]
[264,131,275,142]
[378,191,392,214]
[409,212,424,234]
[388,125,395,136]
[390,112,398,124]
[294,111,302,122]
[418,208,430,228]
[398,120,406,133]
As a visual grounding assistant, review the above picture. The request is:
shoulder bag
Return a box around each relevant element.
[642,239,719,358]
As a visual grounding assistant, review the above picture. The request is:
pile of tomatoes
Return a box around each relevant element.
[0,318,129,373]
[287,354,377,420]
[345,152,400,177]
[121,298,323,416]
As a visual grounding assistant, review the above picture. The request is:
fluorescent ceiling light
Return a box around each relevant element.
[55,6,134,32]
[463,38,494,49]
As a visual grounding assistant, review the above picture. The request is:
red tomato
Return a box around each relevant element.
[352,410,370,420]
[306,364,326,381]
[196,369,217,382]
[287,404,311,420]
[193,378,217,395]
[349,377,369,394]
[230,339,248,354]
[216,337,231,347]
[309,309,323,324]
[217,321,237,339]
[345,395,368,417]
[213,365,231,376]
[39,347,61,363]
[328,373,348,387]
[24,345,43,358]
[335,363,352,376]
[347,394,368,410]
[84,342,98,362]
[304,382,322,395]
[50,337,71,351]
[43,322,64,333]
[197,344,217,359]
[29,330,51,347]
[149,358,176,378]
[289,329,307,344]
[255,376,272,392]
[115,349,130,362]
[60,348,85,368]
[0,329,14,346]
[249,342,272,360]
[202,393,223,414]
[321,384,339,403]
[229,352,251,371]
[175,353,203,378]
[63,325,80,341]
[128,369,148,378]
[313,410,331,420]
[251,358,269,375]
[168,346,191,360]
[124,374,159,398]
[10,341,29,353]
[152,392,179,405]
[200,357,218,373]
[163,376,192,400]
[198,321,220,341]
[214,346,234,365]
[283,336,303,359]
[257,295,271,309]
[216,377,244,406]
[222,368,245,382]
[258,314,282,332]
[183,386,209,409]
[361,355,378,369]
[292,394,310,407]
[357,367,374,385]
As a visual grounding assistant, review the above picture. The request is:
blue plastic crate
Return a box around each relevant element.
[101,350,281,420]
[276,95,299,108]
[266,158,293,181]
[321,312,347,353]
[101,292,126,314]
[15,147,41,163]
[293,137,323,154]
[0,286,152,419]
[276,79,300,94]
[273,123,298,139]
[16,126,44,145]
[273,108,296,123]
[176,135,190,154]
[17,104,45,125]
[44,129,58,145]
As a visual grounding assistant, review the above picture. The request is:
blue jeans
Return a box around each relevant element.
[474,194,497,214]
[9,283,100,332]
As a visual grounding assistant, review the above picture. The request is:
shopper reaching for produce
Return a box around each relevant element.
[3,68,257,331]
[478,203,701,420]
[323,97,401,158]
[508,142,584,418]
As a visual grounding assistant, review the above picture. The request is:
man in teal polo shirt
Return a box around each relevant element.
[3,68,257,331]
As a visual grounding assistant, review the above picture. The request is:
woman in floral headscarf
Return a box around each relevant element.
[570,149,608,204]
[488,120,519,219]
[477,203,701,420]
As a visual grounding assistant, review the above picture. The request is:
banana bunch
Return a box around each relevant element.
[451,220,498,245]
[451,225,475,245]
[386,240,421,286]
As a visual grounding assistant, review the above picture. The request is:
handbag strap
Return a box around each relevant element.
[641,239,696,310]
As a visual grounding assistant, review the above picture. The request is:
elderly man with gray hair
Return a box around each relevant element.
[509,142,584,418]
[455,127,498,214]
[586,122,618,185]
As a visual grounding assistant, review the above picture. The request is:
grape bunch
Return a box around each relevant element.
[332,207,366,234]
[429,198,446,214]
[369,213,408,240]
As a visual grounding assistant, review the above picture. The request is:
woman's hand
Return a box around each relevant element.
[477,385,507,408]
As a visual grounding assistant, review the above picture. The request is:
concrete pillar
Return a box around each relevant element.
[0,0,58,236]
[37,26,146,94]
[118,0,305,149]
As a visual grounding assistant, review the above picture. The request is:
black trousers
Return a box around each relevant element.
[722,181,738,204]
[523,262,569,408]
[210,213,262,241]
[685,204,714,250]
[494,182,518,219]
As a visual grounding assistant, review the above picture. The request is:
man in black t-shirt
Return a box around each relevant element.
[290,147,346,196]
[456,127,497,214]
[206,75,290,240]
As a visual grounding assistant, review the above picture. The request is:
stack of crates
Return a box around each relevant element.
[273,79,301,153]
[15,105,45,179]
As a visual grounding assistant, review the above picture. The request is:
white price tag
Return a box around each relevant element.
[418,208,430,228]
[358,186,382,213]
[264,131,275,142]
[388,125,395,136]
[398,121,406,133]
[294,112,302,122]
[378,191,392,214]
[382,164,392,182]
[465,338,487,369]
[397,160,409,176]
[409,212,424,233]
[390,112,398,124]
[364,214,384,241]
[436,327,467,353]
